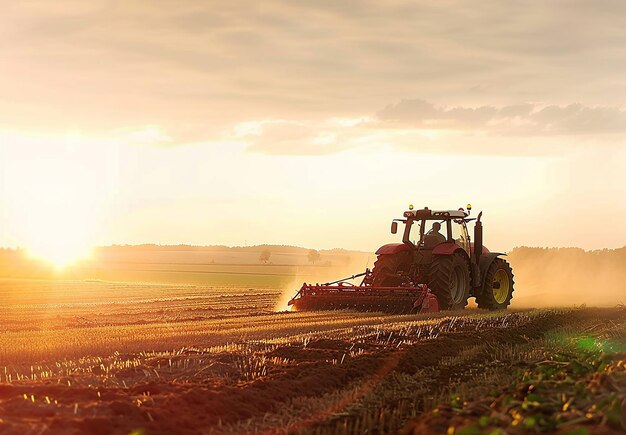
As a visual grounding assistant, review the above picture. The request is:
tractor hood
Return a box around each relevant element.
[375,243,411,255]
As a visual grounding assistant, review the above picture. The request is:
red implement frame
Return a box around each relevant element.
[287,272,439,314]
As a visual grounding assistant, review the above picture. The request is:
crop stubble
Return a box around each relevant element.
[0,279,623,434]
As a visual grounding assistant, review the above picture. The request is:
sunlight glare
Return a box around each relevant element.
[3,136,107,268]
[20,174,97,268]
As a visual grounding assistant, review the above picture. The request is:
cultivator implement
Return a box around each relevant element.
[287,271,439,314]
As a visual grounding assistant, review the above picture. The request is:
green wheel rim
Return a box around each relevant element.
[493,269,510,304]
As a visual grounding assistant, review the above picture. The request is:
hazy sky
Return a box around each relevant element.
[1,1,625,258]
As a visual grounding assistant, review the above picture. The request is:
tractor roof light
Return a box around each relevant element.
[409,204,414,210]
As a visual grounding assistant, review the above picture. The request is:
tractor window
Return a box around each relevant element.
[413,221,424,245]
[420,220,447,248]
[452,221,470,253]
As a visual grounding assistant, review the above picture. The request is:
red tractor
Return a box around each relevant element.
[289,205,514,313]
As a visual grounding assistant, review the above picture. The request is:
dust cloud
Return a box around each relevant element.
[276,246,626,310]
[274,252,374,311]
[274,277,302,311]
[508,247,626,308]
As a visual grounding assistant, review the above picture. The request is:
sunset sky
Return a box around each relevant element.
[1,1,625,262]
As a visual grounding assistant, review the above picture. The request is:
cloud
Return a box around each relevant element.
[3,0,626,139]
[235,119,364,155]
[238,100,626,155]
[116,126,173,146]
[378,100,626,135]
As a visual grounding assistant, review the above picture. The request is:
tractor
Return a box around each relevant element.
[288,205,514,313]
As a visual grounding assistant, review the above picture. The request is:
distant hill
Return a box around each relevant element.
[93,244,370,267]
[99,244,332,253]
[0,245,374,287]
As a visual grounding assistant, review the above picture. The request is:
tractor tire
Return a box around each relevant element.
[427,252,471,310]
[371,252,411,287]
[477,258,514,310]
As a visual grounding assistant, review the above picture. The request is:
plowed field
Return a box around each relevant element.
[0,280,624,434]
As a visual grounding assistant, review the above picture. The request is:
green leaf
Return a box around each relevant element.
[456,424,484,435]
[605,397,623,428]
[450,394,463,408]
[562,428,590,435]
[478,416,490,427]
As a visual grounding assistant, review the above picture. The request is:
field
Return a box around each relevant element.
[0,277,624,434]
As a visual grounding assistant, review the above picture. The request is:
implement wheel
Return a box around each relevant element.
[428,252,471,310]
[477,258,514,310]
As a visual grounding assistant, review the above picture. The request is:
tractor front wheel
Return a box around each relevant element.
[477,258,514,310]
[428,253,471,310]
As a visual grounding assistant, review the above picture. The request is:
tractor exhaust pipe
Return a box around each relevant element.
[474,211,483,264]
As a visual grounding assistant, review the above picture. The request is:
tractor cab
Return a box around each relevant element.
[391,205,473,254]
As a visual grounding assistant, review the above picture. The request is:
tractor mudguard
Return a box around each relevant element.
[375,243,411,255]
[432,242,463,255]
[479,252,506,289]
[431,243,472,265]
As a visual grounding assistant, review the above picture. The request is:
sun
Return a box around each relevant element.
[21,200,96,269]
[27,240,93,269]
[20,194,97,269]
[4,143,103,269]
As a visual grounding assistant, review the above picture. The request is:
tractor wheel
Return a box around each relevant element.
[477,258,514,310]
[371,252,411,287]
[427,253,471,310]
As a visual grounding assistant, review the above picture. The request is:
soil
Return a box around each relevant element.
[0,281,623,434]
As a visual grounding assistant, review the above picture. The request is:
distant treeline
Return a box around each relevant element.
[97,244,356,255]
[0,245,367,281]
[0,248,56,279]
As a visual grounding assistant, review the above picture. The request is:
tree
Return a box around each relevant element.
[307,249,321,265]
[259,250,271,264]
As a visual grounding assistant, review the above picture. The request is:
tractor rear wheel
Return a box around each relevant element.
[477,258,514,310]
[427,253,471,310]
[371,252,411,287]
